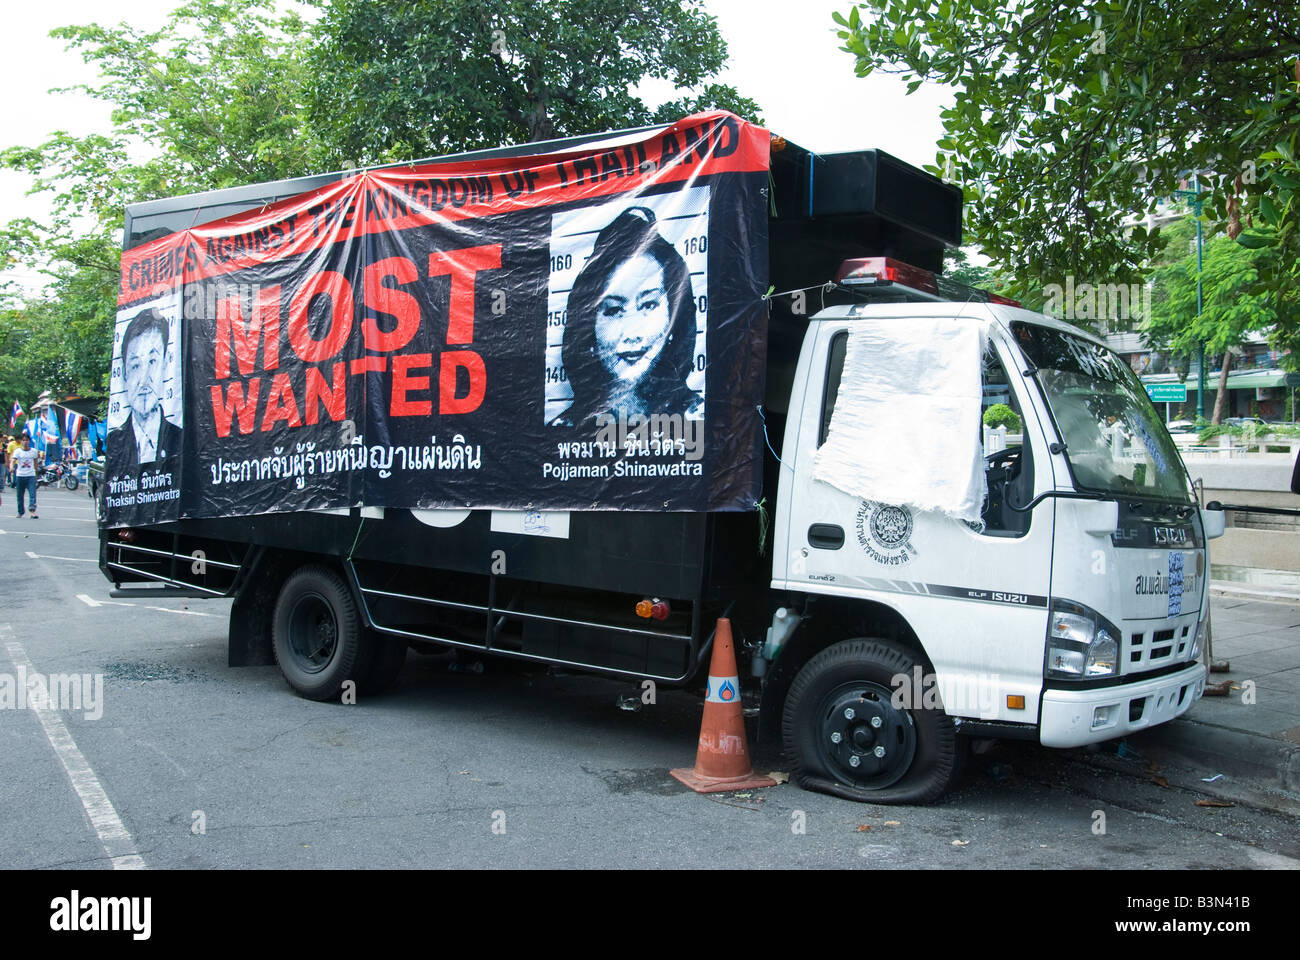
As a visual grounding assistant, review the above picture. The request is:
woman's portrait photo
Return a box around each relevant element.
[546,192,708,428]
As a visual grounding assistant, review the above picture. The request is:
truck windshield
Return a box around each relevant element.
[1011,322,1191,503]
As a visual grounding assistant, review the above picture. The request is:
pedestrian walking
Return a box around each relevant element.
[11,434,41,519]
[4,433,19,488]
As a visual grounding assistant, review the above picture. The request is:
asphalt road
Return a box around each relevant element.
[2,487,1298,870]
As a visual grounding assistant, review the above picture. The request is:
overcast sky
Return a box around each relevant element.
[0,0,949,296]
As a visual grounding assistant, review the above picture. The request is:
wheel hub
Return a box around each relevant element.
[818,682,917,789]
[288,594,338,673]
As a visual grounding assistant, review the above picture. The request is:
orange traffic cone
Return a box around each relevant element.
[670,618,777,793]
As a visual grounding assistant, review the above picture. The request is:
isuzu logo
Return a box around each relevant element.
[1153,526,1189,545]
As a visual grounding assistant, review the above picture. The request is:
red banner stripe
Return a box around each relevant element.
[120,112,770,306]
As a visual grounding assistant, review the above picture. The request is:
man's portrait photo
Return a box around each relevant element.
[107,301,183,482]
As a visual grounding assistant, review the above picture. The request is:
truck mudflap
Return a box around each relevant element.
[1039,662,1206,748]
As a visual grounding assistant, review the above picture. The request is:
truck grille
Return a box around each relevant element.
[1126,624,1191,671]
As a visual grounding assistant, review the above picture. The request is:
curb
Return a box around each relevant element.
[1209,581,1300,604]
[1123,717,1300,816]
[1135,717,1300,790]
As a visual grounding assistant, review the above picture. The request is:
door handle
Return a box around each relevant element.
[808,523,844,550]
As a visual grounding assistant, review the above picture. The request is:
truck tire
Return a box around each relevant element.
[356,633,407,695]
[272,565,368,701]
[782,638,961,805]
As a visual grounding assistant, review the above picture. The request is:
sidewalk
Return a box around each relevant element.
[1119,586,1300,816]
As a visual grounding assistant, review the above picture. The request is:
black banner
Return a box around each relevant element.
[105,113,771,526]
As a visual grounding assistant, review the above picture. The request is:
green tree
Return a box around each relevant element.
[943,247,996,289]
[47,0,326,194]
[834,0,1300,326]
[1145,225,1291,422]
[306,0,761,164]
[0,309,40,407]
[1,0,324,400]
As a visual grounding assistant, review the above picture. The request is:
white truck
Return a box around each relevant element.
[100,115,1219,803]
[762,280,1217,802]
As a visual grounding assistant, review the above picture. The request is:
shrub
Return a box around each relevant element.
[1197,423,1232,444]
[983,403,1021,432]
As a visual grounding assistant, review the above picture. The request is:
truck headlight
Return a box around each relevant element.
[1086,629,1118,677]
[1045,602,1119,680]
[1045,611,1091,678]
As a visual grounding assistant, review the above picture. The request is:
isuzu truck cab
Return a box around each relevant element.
[762,279,1217,802]
[99,114,1220,804]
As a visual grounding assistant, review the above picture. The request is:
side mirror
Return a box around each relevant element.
[1078,498,1119,537]
[1202,502,1226,540]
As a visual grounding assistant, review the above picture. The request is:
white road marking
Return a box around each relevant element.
[1247,847,1300,869]
[75,592,218,617]
[2,627,146,870]
[0,529,97,539]
[144,605,217,617]
[26,551,97,563]
[10,506,92,514]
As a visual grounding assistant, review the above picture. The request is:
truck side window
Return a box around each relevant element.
[980,346,1033,536]
[818,330,848,446]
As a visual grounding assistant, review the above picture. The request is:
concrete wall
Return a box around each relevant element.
[1185,459,1297,493]
[1185,458,1300,574]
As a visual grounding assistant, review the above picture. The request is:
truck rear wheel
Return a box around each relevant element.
[782,638,962,804]
[272,565,367,701]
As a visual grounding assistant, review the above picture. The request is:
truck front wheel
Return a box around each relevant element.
[272,565,367,701]
[782,639,962,804]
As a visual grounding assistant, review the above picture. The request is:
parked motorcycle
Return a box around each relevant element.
[37,461,79,491]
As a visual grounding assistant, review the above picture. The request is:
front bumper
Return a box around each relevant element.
[1039,662,1206,748]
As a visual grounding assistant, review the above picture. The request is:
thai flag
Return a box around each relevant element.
[8,401,21,429]
[63,410,84,441]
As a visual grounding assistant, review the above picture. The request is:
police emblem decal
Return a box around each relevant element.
[856,501,916,566]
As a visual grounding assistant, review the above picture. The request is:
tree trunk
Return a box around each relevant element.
[528,108,556,142]
[1210,351,1233,424]
[526,87,555,142]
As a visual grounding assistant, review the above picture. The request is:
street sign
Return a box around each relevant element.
[1146,383,1187,403]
